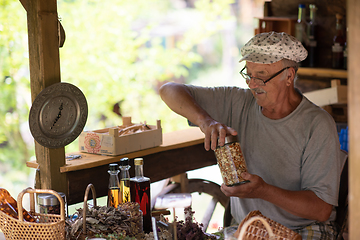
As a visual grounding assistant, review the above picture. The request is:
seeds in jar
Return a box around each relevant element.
[215,142,248,186]
[39,204,60,215]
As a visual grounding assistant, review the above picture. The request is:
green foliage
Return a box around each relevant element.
[0,0,35,197]
[0,1,33,169]
[57,0,234,131]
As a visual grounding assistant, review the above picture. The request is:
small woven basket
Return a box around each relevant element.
[235,210,302,240]
[0,188,65,240]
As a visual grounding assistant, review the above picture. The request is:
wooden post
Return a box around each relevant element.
[348,0,360,238]
[24,0,67,194]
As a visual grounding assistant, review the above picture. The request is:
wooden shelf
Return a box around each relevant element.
[298,68,347,79]
[26,127,218,205]
[26,127,206,173]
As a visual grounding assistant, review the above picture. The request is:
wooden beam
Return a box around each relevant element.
[297,67,348,79]
[20,0,65,47]
[25,0,67,194]
[348,0,360,238]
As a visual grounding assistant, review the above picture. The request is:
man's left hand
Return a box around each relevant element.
[220,172,268,199]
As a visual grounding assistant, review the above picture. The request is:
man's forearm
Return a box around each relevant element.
[222,173,333,222]
[262,184,333,222]
[159,82,212,128]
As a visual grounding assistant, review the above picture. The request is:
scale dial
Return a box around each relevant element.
[29,82,88,148]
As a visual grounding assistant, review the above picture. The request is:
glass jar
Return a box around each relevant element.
[214,135,250,186]
[37,192,67,215]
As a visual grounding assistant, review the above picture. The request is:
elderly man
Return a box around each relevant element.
[159,32,342,239]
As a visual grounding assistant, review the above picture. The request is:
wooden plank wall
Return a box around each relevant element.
[347,0,360,238]
[23,0,67,194]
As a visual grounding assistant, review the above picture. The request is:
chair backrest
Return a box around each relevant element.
[335,150,348,239]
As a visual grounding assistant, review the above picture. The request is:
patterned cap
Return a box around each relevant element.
[239,31,308,64]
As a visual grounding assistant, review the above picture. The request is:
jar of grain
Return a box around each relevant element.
[214,135,249,186]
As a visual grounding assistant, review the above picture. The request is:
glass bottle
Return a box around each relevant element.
[332,14,346,69]
[307,4,317,67]
[343,41,347,70]
[295,4,307,44]
[130,158,152,233]
[0,188,36,222]
[107,163,121,208]
[343,27,348,70]
[295,4,307,66]
[119,157,131,203]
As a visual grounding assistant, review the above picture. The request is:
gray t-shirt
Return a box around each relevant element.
[186,85,341,230]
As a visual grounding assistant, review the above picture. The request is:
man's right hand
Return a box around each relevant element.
[200,118,237,151]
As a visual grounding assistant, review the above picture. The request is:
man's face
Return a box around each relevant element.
[245,61,290,109]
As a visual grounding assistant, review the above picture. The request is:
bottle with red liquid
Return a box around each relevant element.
[130,158,151,233]
[0,188,36,222]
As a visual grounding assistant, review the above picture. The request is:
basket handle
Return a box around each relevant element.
[237,216,276,240]
[82,183,97,234]
[17,187,66,221]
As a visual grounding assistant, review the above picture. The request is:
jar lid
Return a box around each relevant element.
[223,135,239,145]
[134,158,143,165]
[109,163,118,171]
[298,3,305,8]
[120,157,129,166]
[37,192,65,206]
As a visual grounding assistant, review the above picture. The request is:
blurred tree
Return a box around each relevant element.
[58,0,235,139]
[0,0,236,190]
[0,0,34,194]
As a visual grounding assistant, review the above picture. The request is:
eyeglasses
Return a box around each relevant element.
[240,66,291,86]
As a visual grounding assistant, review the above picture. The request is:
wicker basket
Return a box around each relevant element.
[0,188,65,240]
[235,210,302,240]
[80,183,97,239]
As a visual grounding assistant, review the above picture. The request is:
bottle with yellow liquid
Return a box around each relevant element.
[119,157,131,203]
[107,163,121,208]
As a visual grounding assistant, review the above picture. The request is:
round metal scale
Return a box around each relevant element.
[29,82,88,148]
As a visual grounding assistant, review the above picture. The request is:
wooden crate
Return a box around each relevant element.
[323,104,348,123]
[304,80,347,107]
[255,17,296,35]
[78,117,162,156]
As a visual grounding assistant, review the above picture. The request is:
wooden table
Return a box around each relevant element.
[26,127,218,205]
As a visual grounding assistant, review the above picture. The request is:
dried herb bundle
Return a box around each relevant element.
[66,202,143,239]
[176,207,217,240]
